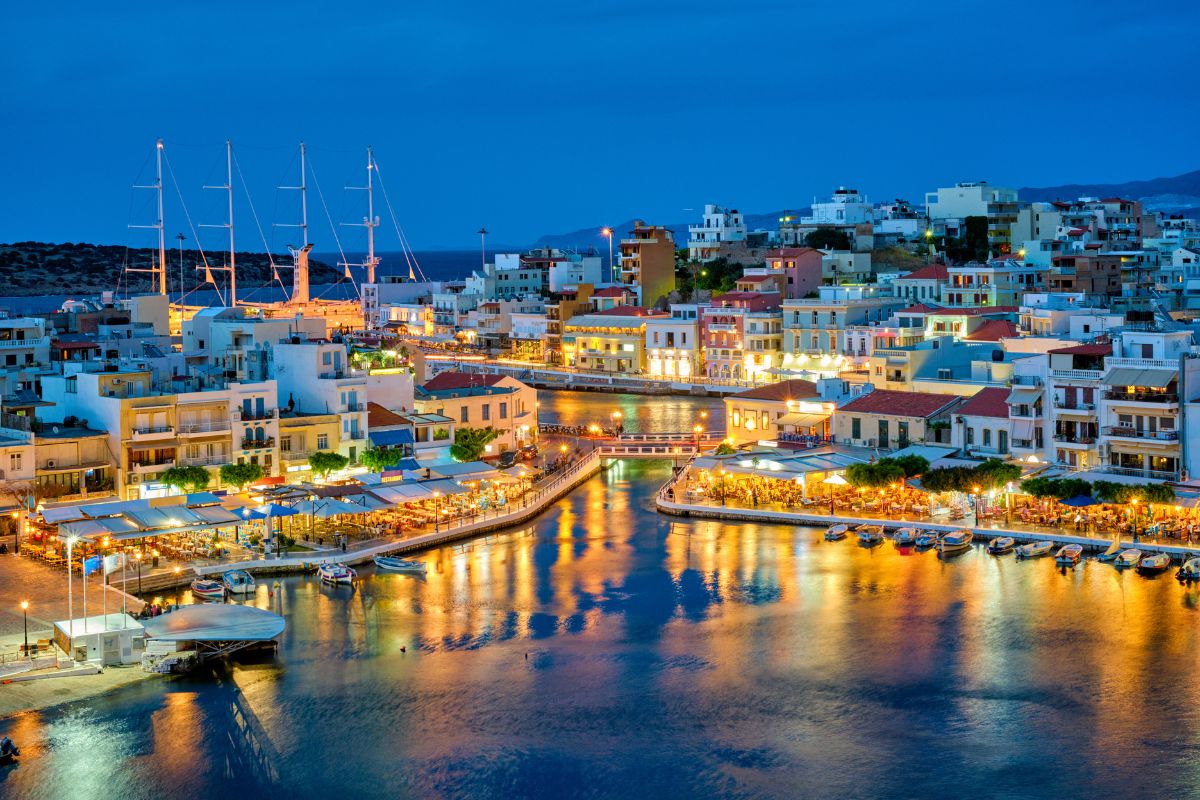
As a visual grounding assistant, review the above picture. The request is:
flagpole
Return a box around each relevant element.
[82,555,88,628]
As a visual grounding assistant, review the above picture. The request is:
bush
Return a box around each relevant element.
[845,461,906,489]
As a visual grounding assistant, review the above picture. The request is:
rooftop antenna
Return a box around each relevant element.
[201,139,237,306]
[128,138,169,295]
[275,141,311,303]
[478,226,488,272]
[342,146,380,284]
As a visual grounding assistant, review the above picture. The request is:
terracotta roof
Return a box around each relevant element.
[955,387,1010,419]
[737,274,775,283]
[367,402,409,428]
[422,372,505,391]
[592,286,630,297]
[711,291,780,304]
[1048,343,1112,356]
[591,305,669,317]
[897,263,949,281]
[730,379,819,403]
[931,306,1018,316]
[764,248,821,258]
[965,320,1020,341]
[898,303,944,314]
[839,389,960,418]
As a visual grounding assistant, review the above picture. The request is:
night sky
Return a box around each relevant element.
[2,0,1197,249]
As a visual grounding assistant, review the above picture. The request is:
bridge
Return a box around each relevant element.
[592,432,724,460]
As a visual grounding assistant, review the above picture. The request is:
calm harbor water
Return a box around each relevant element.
[4,394,1200,798]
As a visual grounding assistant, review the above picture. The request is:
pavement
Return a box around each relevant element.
[0,554,144,640]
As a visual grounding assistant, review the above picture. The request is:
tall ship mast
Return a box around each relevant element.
[201,139,237,306]
[128,138,169,295]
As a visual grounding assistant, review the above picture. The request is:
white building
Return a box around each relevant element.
[645,304,703,379]
[687,205,747,262]
[273,340,368,465]
[802,188,874,226]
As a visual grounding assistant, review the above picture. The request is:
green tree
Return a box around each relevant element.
[308,451,350,481]
[160,465,211,494]
[888,455,929,478]
[971,459,1022,490]
[361,446,403,473]
[804,228,852,250]
[714,442,737,456]
[945,215,991,263]
[1091,481,1175,504]
[219,462,264,491]
[920,466,978,493]
[845,461,906,489]
[450,426,500,462]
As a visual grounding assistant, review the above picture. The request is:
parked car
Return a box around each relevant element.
[498,450,518,468]
[520,444,539,460]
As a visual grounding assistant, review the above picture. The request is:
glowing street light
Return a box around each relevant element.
[433,491,442,533]
[20,600,29,658]
[601,227,614,283]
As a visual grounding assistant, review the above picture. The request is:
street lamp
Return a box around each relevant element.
[611,410,623,435]
[972,485,982,527]
[718,467,727,507]
[134,551,143,594]
[11,510,20,555]
[693,424,703,451]
[20,600,29,658]
[66,535,78,637]
[433,491,442,533]
[601,227,614,283]
[1131,497,1140,540]
[823,473,848,516]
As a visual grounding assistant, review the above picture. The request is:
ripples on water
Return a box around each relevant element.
[4,397,1200,799]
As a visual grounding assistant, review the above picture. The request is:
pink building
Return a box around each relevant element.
[762,247,824,299]
[701,292,784,381]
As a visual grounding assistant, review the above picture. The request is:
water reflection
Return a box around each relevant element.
[536,390,725,434]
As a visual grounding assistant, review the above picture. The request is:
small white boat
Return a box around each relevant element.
[191,579,225,600]
[318,563,356,585]
[986,536,1015,555]
[1116,548,1143,568]
[824,524,849,541]
[893,527,918,546]
[856,524,884,545]
[222,569,256,595]
[1055,544,1083,566]
[374,555,426,573]
[1177,556,1200,581]
[1016,541,1054,559]
[938,531,974,556]
[915,530,942,548]
[1137,552,1171,574]
[1096,539,1122,563]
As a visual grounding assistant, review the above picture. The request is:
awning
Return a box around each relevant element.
[1104,367,1177,388]
[423,479,471,496]
[1103,368,1141,386]
[1012,419,1035,439]
[429,461,498,480]
[369,428,414,447]
[1006,386,1041,404]
[191,506,243,525]
[42,506,88,524]
[776,412,829,428]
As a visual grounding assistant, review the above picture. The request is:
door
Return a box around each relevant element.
[102,634,119,665]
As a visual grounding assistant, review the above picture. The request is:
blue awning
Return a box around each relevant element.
[369,428,414,446]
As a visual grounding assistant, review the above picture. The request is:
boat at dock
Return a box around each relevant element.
[915,530,943,548]
[191,579,226,600]
[374,555,426,573]
[222,569,256,595]
[893,527,918,546]
[856,525,884,546]
[1055,544,1083,566]
[1177,557,1200,581]
[1137,552,1171,575]
[986,536,1015,555]
[1097,540,1122,563]
[318,563,356,585]
[938,531,973,556]
[824,524,849,541]
[1016,541,1054,559]
[1115,549,1144,568]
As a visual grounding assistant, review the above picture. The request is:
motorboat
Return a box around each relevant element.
[1096,539,1122,563]
[374,555,426,573]
[1016,541,1054,559]
[1055,544,1083,566]
[856,525,884,546]
[318,563,356,585]
[824,524,849,541]
[893,527,918,546]
[0,736,18,765]
[222,569,256,596]
[1115,549,1144,568]
[986,536,1015,555]
[938,531,973,556]
[915,530,943,548]
[190,579,226,601]
[1177,556,1200,581]
[1137,552,1171,575]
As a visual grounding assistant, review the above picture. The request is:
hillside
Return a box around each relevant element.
[0,242,341,297]
[1019,170,1200,212]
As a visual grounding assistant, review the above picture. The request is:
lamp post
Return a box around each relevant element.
[1131,497,1140,541]
[66,535,77,638]
[693,424,703,452]
[718,467,727,507]
[601,227,614,283]
[611,410,623,435]
[972,485,982,527]
[20,600,28,658]
[823,473,848,516]
[559,443,568,471]
[134,551,143,594]
[433,491,441,533]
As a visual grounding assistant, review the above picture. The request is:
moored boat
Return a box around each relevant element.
[222,569,256,595]
[1016,541,1054,559]
[938,531,973,556]
[915,530,943,548]
[1177,556,1200,581]
[1055,543,1083,566]
[1115,548,1144,568]
[824,524,849,541]
[190,579,226,600]
[1097,539,1122,562]
[318,562,356,585]
[893,527,918,546]
[856,524,884,545]
[986,536,1015,555]
[374,555,426,573]
[1137,552,1171,574]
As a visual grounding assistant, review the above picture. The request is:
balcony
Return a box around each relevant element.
[344,402,366,412]
[0,335,48,349]
[178,420,232,435]
[130,459,175,474]
[235,409,277,421]
[1012,438,1035,450]
[281,448,313,462]
[1103,390,1178,405]
[241,437,276,450]
[1102,465,1179,481]
[1101,426,1179,443]
[1049,368,1103,381]
[180,454,231,467]
[1052,434,1096,447]
[130,425,174,442]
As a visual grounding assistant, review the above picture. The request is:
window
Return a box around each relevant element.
[9,453,21,472]
[281,437,292,453]
[851,418,861,439]
[500,402,508,419]
[482,404,491,421]
[323,352,332,365]
[966,427,975,445]
[460,406,469,423]
[983,429,992,448]
[878,420,889,444]
[317,434,328,450]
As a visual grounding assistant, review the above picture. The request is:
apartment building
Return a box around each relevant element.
[545,285,594,366]
[34,423,115,501]
[782,285,905,364]
[645,304,703,379]
[562,306,668,373]
[415,372,536,454]
[618,222,676,307]
[925,181,1026,254]
[942,261,1044,308]
[760,248,824,299]
[951,387,1015,459]
[273,340,367,466]
[687,204,746,262]
[278,409,341,477]
[0,316,50,369]
[701,292,782,382]
[723,379,835,446]
[893,263,949,303]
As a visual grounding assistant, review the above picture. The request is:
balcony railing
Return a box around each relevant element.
[178,420,232,434]
[235,409,277,421]
[281,448,313,461]
[241,437,276,450]
[1103,465,1179,481]
[0,336,48,349]
[344,402,365,412]
[1103,391,1178,404]
[1053,399,1095,411]
[1101,426,1179,442]
[1052,434,1096,444]
[180,454,231,467]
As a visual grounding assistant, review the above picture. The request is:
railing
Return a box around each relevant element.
[1053,399,1095,411]
[1106,357,1178,370]
[241,438,276,450]
[344,403,365,412]
[178,420,232,433]
[1052,434,1095,444]
[1050,368,1103,380]
[132,425,174,436]
[281,449,313,461]
[131,459,175,471]
[235,410,277,421]
[180,454,231,467]
[1101,426,1179,442]
[0,336,48,349]
[1102,465,1179,481]
[1104,391,1178,404]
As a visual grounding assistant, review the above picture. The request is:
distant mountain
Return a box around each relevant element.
[1020,170,1200,212]
[531,210,799,251]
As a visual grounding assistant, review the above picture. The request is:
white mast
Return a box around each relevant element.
[201,139,237,306]
[276,141,311,304]
[342,146,380,284]
[129,138,169,295]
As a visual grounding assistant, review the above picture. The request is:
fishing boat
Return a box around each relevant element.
[190,579,226,600]
[986,536,1015,555]
[1137,552,1171,575]
[1055,543,1083,566]
[915,530,943,548]
[824,524,849,541]
[856,524,884,545]
[318,563,356,585]
[0,736,18,766]
[374,555,426,573]
[1177,556,1200,581]
[938,531,974,556]
[1016,540,1054,559]
[1115,549,1144,568]
[1096,539,1122,563]
[893,527,918,546]
[222,569,256,595]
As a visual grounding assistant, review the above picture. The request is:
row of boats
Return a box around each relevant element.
[824,523,1200,578]
[187,557,427,598]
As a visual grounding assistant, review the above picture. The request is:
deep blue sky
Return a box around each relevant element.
[2,1,1198,250]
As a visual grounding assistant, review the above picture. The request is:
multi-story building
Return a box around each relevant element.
[415,373,536,454]
[833,389,962,450]
[760,248,824,299]
[801,188,875,227]
[645,304,703,380]
[278,408,342,478]
[464,256,548,300]
[687,205,747,262]
[1047,253,1124,298]
[509,311,549,362]
[942,260,1044,308]
[893,263,949,304]
[32,423,114,502]
[925,181,1026,254]
[544,285,594,366]
[273,340,367,466]
[951,387,1015,459]
[701,292,782,383]
[618,222,676,307]
[562,306,668,373]
[0,315,50,370]
[782,285,905,369]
